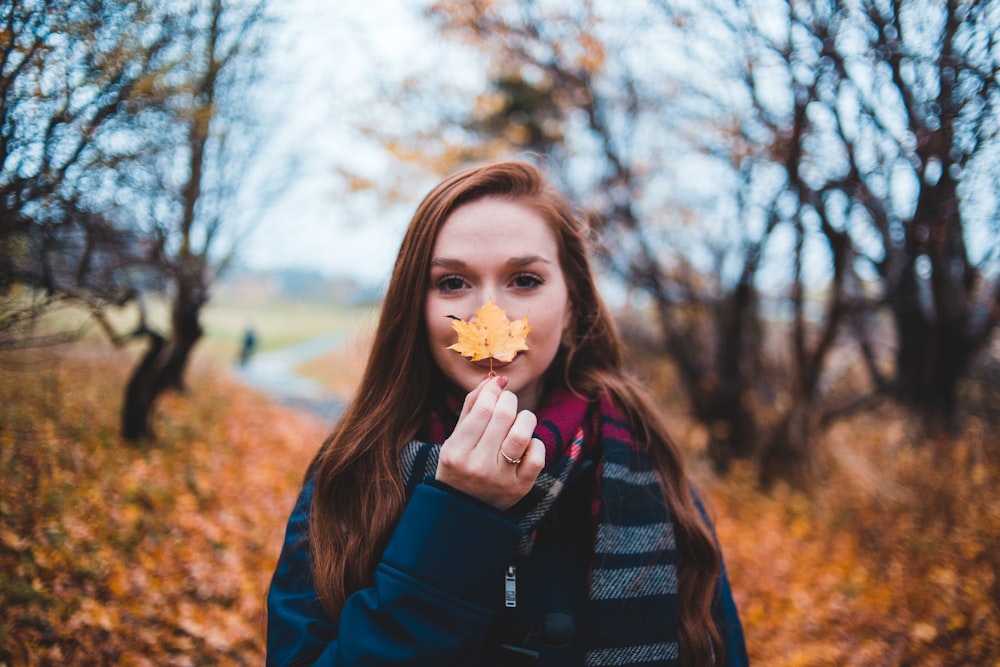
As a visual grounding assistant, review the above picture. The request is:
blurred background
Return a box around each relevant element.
[2,0,998,664]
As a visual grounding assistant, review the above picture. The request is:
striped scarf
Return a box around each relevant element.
[399,388,680,666]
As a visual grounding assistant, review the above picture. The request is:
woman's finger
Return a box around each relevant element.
[446,376,504,455]
[513,437,546,484]
[477,389,519,456]
[497,408,537,466]
[458,374,506,422]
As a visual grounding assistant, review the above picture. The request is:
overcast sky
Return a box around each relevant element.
[236,0,457,288]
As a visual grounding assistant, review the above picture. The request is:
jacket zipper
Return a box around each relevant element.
[504,563,517,608]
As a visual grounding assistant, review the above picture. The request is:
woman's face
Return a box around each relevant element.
[425,197,572,412]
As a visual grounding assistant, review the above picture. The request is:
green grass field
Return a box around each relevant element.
[14,291,378,369]
[197,298,378,366]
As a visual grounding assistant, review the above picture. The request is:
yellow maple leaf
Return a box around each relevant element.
[447,299,531,366]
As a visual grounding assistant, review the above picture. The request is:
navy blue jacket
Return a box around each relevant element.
[267,468,748,666]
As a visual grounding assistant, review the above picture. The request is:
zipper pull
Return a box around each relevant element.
[504,563,517,608]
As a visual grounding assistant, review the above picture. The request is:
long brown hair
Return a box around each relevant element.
[307,161,722,665]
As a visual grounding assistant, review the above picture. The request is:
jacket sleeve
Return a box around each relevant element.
[691,488,750,667]
[714,554,749,667]
[266,478,523,666]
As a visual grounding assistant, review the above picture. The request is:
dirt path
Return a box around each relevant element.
[235,331,347,422]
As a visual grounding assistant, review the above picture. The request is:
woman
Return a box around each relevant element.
[267,161,748,666]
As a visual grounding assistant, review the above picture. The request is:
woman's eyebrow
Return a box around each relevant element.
[508,255,551,267]
[429,257,467,269]
[429,256,551,268]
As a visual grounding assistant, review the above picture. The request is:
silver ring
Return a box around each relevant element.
[499,449,522,465]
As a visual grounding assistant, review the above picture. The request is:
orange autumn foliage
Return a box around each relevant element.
[2,343,998,665]
[1,345,327,665]
[680,409,1000,666]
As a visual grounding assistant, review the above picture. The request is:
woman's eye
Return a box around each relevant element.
[436,276,467,292]
[511,273,543,289]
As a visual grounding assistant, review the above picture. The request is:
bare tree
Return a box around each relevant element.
[116,0,270,441]
[678,0,1000,441]
[1,1,178,334]
[818,0,1000,428]
[423,0,1000,481]
[1,0,271,441]
[426,0,783,472]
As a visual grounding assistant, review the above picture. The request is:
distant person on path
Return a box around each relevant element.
[267,161,748,666]
[239,326,257,367]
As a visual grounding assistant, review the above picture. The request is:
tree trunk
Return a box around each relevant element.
[659,282,761,472]
[891,167,973,431]
[702,387,758,473]
[160,279,206,392]
[120,278,205,442]
[709,282,760,469]
[122,329,167,442]
[891,278,971,431]
[759,397,815,488]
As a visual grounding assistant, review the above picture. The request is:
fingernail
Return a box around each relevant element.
[497,375,509,390]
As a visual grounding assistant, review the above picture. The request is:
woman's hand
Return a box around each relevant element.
[435,375,545,510]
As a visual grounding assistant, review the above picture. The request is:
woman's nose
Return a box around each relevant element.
[475,288,499,309]
[465,292,509,319]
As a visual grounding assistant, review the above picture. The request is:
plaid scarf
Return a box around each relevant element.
[399,387,680,666]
